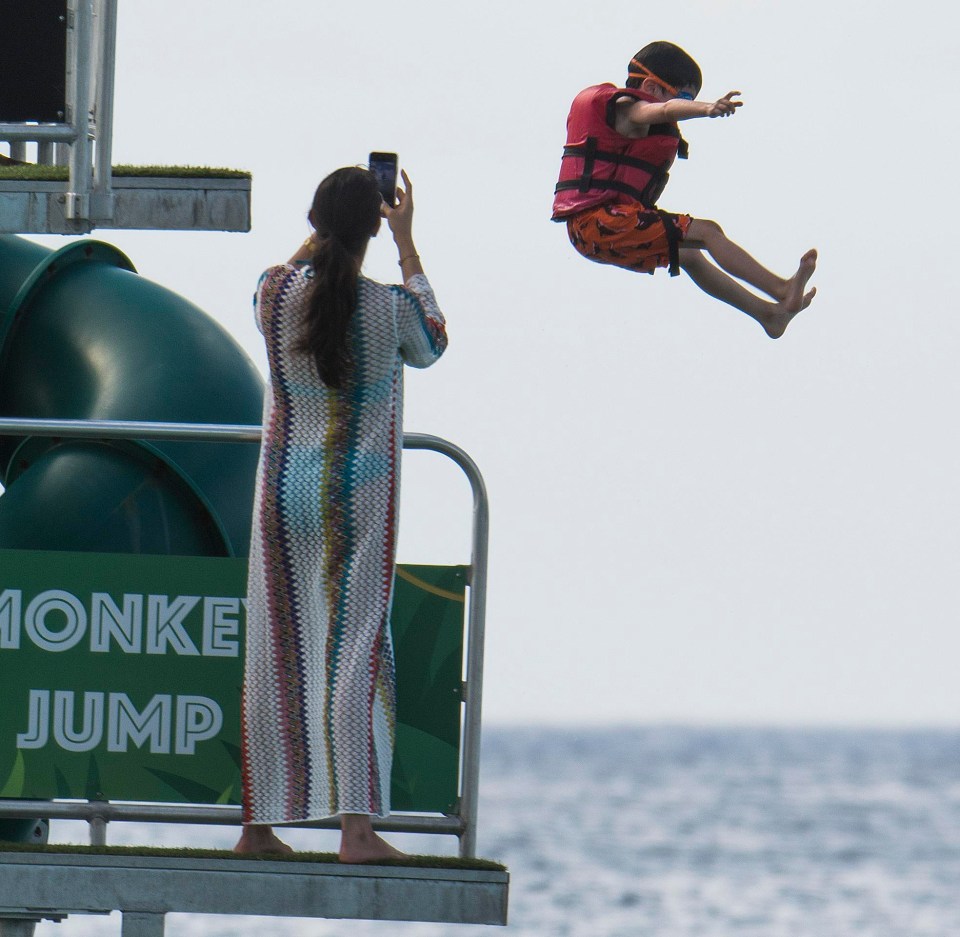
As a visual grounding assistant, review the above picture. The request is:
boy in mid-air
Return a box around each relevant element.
[552,41,817,338]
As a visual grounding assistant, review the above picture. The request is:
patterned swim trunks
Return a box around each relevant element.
[565,203,692,275]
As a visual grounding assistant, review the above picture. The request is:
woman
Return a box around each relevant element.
[234,167,447,862]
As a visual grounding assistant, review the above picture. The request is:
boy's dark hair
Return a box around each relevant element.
[626,41,702,95]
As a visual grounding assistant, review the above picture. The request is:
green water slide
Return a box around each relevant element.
[0,233,263,843]
[0,233,264,556]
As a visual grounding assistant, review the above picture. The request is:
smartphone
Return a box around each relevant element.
[369,151,398,207]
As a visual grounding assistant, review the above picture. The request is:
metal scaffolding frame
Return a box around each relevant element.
[0,0,118,222]
[0,1,251,234]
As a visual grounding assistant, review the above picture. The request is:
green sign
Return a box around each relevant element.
[0,549,465,813]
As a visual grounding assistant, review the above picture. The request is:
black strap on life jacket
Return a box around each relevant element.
[554,140,670,208]
[657,210,683,277]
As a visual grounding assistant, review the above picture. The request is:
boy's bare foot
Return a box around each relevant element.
[233,824,294,855]
[339,823,408,864]
[761,249,817,338]
[781,249,817,313]
[759,286,816,339]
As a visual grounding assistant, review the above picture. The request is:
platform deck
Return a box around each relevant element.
[0,176,251,234]
[0,848,509,932]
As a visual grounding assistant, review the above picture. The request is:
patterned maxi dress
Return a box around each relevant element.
[240,264,447,824]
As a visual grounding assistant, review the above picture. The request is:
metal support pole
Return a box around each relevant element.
[88,803,109,846]
[0,919,41,937]
[65,0,94,220]
[91,0,117,218]
[0,823,50,937]
[0,125,76,143]
[121,914,165,937]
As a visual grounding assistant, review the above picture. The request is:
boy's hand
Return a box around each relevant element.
[706,91,742,118]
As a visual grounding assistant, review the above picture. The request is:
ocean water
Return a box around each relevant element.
[37,726,960,937]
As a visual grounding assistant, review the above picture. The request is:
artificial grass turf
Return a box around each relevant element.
[0,165,250,181]
[0,841,506,871]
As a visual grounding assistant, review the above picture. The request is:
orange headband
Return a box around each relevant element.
[627,58,679,97]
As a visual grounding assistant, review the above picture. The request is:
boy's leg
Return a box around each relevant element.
[679,248,813,339]
[685,219,816,311]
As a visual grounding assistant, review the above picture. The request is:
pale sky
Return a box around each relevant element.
[23,0,960,726]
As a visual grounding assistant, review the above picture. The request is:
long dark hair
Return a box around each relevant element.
[295,167,382,387]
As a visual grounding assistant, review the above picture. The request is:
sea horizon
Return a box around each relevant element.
[30,723,960,937]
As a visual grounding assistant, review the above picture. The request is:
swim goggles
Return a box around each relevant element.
[628,58,695,99]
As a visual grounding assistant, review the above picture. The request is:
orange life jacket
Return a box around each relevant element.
[552,84,689,220]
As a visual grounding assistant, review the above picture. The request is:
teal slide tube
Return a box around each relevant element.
[0,233,264,558]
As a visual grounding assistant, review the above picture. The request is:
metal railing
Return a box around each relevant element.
[0,417,489,858]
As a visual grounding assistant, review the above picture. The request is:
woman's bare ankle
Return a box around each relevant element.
[233,824,293,855]
[339,814,407,864]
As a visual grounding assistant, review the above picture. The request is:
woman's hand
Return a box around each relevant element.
[383,170,424,278]
[383,169,414,245]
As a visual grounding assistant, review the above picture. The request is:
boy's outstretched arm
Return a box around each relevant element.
[616,91,742,133]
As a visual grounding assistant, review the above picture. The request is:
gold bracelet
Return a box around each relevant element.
[398,253,420,266]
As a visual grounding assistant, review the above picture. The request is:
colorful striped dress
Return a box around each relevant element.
[240,264,447,824]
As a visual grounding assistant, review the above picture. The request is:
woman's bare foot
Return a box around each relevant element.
[339,814,408,864]
[233,824,294,855]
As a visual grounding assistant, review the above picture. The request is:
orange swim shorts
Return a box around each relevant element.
[565,203,692,275]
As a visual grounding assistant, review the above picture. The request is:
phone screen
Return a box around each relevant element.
[369,151,398,207]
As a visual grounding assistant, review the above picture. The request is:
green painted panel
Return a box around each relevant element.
[0,549,464,813]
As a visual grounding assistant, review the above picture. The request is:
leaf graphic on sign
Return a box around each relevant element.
[0,752,25,798]
[54,766,74,799]
[391,723,458,813]
[85,755,104,800]
[221,740,242,769]
[144,768,222,804]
